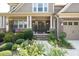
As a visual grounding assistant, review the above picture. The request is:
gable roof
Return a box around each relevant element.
[62,3,79,13]
[54,5,65,13]
[13,3,32,13]
[57,3,72,14]
[9,3,24,13]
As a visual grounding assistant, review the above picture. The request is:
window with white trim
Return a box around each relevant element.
[33,3,48,12]
[44,3,48,12]
[38,3,43,12]
[14,20,27,29]
[33,3,37,12]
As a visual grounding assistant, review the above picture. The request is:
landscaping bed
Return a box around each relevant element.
[48,30,73,49]
[0,29,72,56]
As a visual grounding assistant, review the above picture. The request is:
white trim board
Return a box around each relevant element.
[9,3,24,13]
[14,3,24,12]
[57,3,72,14]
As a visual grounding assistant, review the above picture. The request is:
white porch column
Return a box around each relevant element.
[30,16,32,28]
[56,16,59,39]
[27,16,29,28]
[2,16,5,28]
[6,17,9,32]
[50,16,53,29]
[53,18,55,29]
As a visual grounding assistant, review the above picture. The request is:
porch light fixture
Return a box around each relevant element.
[61,22,63,26]
[46,22,49,24]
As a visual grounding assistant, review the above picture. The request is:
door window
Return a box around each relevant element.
[68,22,72,25]
[63,22,67,25]
[74,22,78,25]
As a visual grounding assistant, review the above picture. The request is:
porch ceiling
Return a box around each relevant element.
[58,13,79,18]
[8,16,27,19]
[0,12,53,17]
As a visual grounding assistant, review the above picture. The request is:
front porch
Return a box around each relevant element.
[5,14,56,34]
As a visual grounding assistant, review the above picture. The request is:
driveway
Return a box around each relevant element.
[66,40,79,56]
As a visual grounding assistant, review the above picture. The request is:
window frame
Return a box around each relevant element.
[68,22,72,25]
[14,20,27,29]
[74,22,78,25]
[32,3,48,13]
[38,3,43,12]
[63,22,67,25]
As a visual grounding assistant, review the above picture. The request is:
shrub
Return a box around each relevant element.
[12,44,18,51]
[58,32,73,48]
[59,32,66,39]
[48,29,58,45]
[0,42,13,51]
[0,32,5,42]
[17,41,45,56]
[14,33,24,40]
[0,50,12,56]
[0,32,5,38]
[59,39,73,48]
[23,29,33,40]
[48,47,67,56]
[16,39,25,44]
[3,32,14,42]
[48,30,73,49]
[21,40,34,48]
[21,40,30,47]
[49,29,57,41]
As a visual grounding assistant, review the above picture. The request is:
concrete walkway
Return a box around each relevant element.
[36,40,79,56]
[66,40,79,56]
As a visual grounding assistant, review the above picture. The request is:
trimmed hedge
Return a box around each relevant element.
[0,32,5,38]
[16,39,25,44]
[0,50,12,56]
[0,42,13,51]
[3,32,14,42]
[0,32,5,42]
[23,29,33,40]
[14,33,24,40]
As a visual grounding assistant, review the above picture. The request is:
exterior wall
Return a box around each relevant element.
[54,5,64,13]
[59,18,64,33]
[12,3,54,13]
[64,3,79,13]
[14,3,32,12]
[48,3,54,13]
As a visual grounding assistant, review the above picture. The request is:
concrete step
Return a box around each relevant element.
[34,34,49,40]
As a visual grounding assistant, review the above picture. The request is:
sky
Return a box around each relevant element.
[0,3,10,12]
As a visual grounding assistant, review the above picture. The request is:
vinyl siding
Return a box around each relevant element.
[48,3,54,13]
[13,3,54,13]
[63,3,79,13]
[14,3,32,12]
[54,5,64,13]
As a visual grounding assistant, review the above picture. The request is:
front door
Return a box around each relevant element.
[38,21,44,33]
[32,20,50,33]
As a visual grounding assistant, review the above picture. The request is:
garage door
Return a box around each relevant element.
[63,20,79,40]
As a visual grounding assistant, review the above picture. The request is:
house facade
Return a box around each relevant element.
[0,3,79,40]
